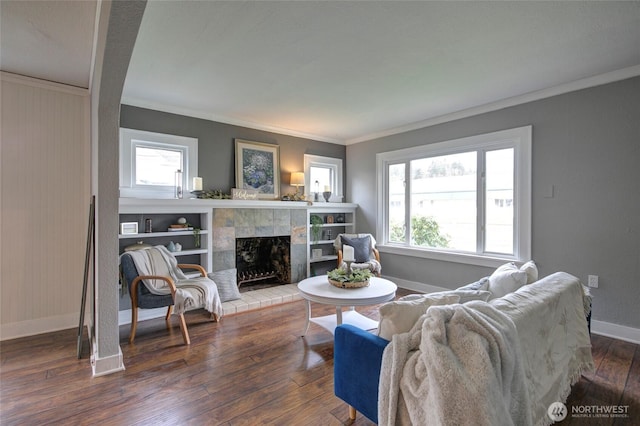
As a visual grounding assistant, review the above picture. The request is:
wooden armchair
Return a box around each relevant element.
[120,253,218,345]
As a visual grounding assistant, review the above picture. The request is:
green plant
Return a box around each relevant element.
[327,268,372,283]
[192,227,201,248]
[390,216,450,248]
[310,214,323,243]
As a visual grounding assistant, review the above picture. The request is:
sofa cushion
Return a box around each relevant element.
[520,260,538,284]
[430,289,492,304]
[488,262,528,299]
[457,277,490,291]
[378,293,460,340]
[208,268,241,302]
[341,235,371,263]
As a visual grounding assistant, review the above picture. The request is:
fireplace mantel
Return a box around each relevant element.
[120,197,356,211]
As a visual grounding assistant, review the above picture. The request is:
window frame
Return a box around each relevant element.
[376,126,531,267]
[119,128,198,199]
[303,154,343,202]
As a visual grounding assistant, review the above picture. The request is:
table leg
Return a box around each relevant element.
[302,300,311,336]
[336,306,343,325]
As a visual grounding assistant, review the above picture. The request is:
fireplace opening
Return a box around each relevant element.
[236,236,291,290]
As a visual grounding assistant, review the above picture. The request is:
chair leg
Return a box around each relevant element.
[165,305,173,322]
[129,307,138,344]
[348,405,356,420]
[211,312,219,322]
[177,313,190,345]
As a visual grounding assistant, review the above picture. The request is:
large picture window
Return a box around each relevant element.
[120,128,198,198]
[377,126,531,267]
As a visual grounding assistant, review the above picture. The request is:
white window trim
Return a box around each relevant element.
[303,154,343,202]
[376,126,531,268]
[120,128,198,199]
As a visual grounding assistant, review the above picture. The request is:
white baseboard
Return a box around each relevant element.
[118,307,167,326]
[384,275,450,295]
[0,312,80,341]
[91,336,125,377]
[385,275,640,345]
[591,320,640,345]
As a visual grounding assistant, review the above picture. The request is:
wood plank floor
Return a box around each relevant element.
[1,292,639,425]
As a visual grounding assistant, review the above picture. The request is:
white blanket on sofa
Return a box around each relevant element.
[378,272,594,426]
[379,301,532,426]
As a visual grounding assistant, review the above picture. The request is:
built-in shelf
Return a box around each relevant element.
[307,206,357,277]
[119,230,209,239]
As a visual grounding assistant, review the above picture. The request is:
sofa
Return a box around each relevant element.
[334,269,593,426]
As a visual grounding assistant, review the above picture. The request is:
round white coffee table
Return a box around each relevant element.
[297,275,397,336]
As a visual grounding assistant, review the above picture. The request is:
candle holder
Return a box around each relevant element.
[344,260,353,274]
[322,191,332,202]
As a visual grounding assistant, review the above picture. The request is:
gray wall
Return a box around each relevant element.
[347,76,640,329]
[120,105,346,197]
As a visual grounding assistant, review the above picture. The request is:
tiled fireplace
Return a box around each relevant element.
[211,208,307,284]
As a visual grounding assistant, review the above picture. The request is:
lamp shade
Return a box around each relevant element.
[290,172,305,187]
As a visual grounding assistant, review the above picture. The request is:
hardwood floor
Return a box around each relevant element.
[1,292,639,425]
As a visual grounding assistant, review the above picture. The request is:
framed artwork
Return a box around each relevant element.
[235,139,280,199]
[120,222,138,235]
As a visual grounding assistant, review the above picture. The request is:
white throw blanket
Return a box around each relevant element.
[379,301,532,426]
[126,245,222,317]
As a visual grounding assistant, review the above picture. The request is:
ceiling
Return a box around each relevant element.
[2,1,640,144]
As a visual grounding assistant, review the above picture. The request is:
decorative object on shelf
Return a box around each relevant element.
[312,248,323,259]
[168,224,193,231]
[177,217,187,224]
[314,180,320,202]
[175,169,183,199]
[120,222,138,235]
[231,188,259,200]
[193,227,201,248]
[124,241,151,251]
[200,189,231,199]
[192,177,203,191]
[310,214,323,243]
[327,268,372,289]
[323,186,332,202]
[336,214,345,223]
[324,229,333,241]
[235,138,280,200]
[174,242,182,252]
[166,241,176,252]
[144,218,152,233]
[326,215,334,224]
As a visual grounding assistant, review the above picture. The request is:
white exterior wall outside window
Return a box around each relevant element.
[376,126,531,267]
[120,128,198,198]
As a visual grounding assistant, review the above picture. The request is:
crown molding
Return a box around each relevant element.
[1,71,89,96]
[120,97,344,145]
[345,65,640,145]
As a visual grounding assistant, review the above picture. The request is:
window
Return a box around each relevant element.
[120,128,198,198]
[303,154,343,202]
[377,126,531,267]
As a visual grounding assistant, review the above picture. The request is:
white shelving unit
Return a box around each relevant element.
[307,204,357,277]
[118,205,212,273]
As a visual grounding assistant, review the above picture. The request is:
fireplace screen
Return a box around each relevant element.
[235,236,291,287]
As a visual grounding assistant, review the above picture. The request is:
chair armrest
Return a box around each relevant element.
[334,324,390,423]
[372,247,380,262]
[131,275,177,297]
[178,263,207,277]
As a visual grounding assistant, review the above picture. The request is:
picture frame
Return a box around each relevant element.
[312,248,323,259]
[235,139,280,200]
[120,222,138,235]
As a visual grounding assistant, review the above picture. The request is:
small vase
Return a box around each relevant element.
[322,191,332,202]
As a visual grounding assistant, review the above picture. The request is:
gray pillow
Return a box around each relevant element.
[208,268,241,302]
[341,235,371,263]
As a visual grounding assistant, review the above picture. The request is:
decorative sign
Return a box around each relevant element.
[232,188,259,200]
[120,222,139,235]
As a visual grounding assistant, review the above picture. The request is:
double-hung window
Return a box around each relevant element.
[120,128,198,199]
[376,126,531,267]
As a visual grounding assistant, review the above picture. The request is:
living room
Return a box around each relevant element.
[1,1,639,424]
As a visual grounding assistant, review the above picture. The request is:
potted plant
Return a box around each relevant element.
[310,214,323,243]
